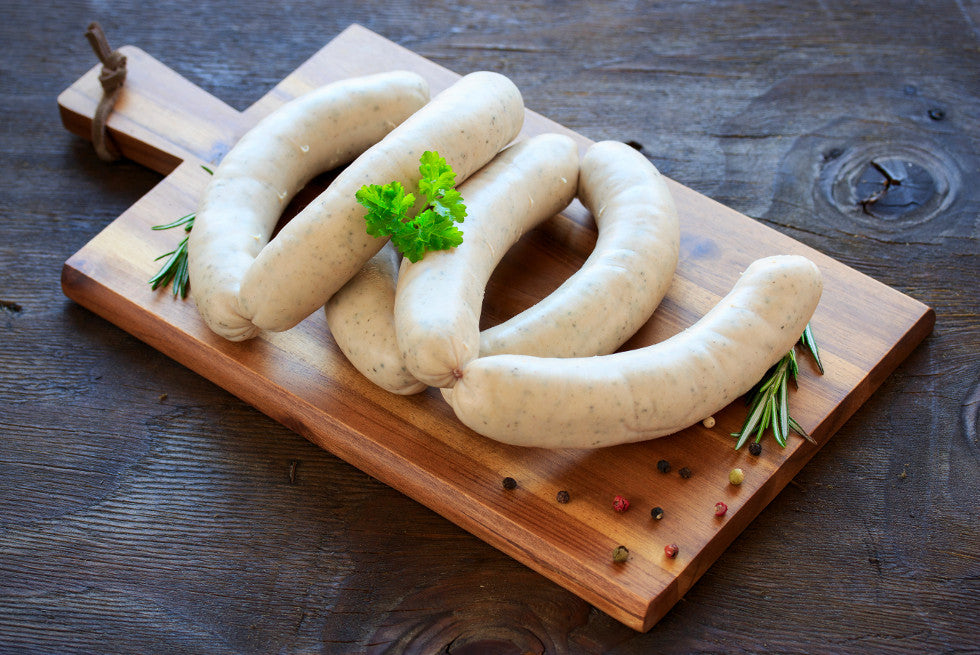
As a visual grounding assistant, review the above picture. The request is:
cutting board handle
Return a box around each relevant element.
[58,45,245,174]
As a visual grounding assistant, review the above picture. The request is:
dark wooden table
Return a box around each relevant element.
[3,1,977,652]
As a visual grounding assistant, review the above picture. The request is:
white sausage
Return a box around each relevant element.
[445,255,823,448]
[324,242,427,395]
[188,71,430,341]
[237,71,526,335]
[394,133,580,388]
[479,140,679,358]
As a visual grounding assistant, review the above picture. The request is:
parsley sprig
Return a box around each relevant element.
[148,165,212,298]
[733,322,823,450]
[356,151,466,263]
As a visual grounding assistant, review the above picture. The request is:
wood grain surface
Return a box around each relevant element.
[56,24,936,633]
[3,1,978,652]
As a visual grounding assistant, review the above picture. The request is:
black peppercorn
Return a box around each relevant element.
[748,442,762,456]
[556,490,570,504]
[650,506,664,520]
[656,459,671,474]
[502,476,517,490]
[679,467,692,479]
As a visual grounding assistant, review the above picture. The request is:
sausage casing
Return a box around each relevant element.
[394,133,580,388]
[238,71,525,335]
[324,242,427,395]
[480,140,679,358]
[447,255,823,448]
[188,71,430,341]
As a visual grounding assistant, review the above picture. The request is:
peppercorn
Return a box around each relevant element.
[664,543,679,559]
[650,506,664,520]
[612,545,629,563]
[556,490,570,504]
[729,468,745,485]
[714,501,728,517]
[748,442,762,456]
[656,459,671,474]
[613,495,630,512]
[679,467,692,479]
[502,476,517,490]
[702,416,716,429]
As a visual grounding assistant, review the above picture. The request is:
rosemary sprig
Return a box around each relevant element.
[732,323,823,450]
[148,212,194,298]
[148,165,212,298]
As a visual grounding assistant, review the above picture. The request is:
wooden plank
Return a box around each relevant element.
[58,24,934,632]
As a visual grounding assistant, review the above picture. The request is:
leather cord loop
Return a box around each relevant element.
[84,22,127,162]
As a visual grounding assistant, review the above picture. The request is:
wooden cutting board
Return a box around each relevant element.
[58,24,934,632]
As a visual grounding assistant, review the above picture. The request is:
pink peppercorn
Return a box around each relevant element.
[714,501,728,517]
[664,543,679,558]
[613,495,630,512]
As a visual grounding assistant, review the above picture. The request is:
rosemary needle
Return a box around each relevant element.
[148,166,212,299]
[800,322,824,374]
[732,323,823,450]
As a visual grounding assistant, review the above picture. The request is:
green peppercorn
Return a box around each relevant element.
[656,459,671,474]
[612,545,629,563]
[729,468,745,485]
[650,506,664,520]
[502,476,517,490]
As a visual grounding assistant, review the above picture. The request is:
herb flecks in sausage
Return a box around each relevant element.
[479,140,679,360]
[187,71,431,341]
[238,71,524,336]
[324,242,427,395]
[447,255,823,449]
[395,134,579,389]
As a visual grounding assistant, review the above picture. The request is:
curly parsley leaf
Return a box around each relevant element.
[356,181,415,239]
[356,151,466,263]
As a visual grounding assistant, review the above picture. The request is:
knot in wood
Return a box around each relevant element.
[816,137,960,236]
[854,158,936,219]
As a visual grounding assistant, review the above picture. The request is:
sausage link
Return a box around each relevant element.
[238,71,525,335]
[480,140,679,358]
[446,255,823,448]
[188,71,430,341]
[394,133,580,388]
[324,242,427,395]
